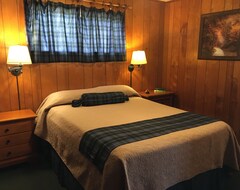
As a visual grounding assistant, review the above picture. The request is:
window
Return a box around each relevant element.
[24,0,126,63]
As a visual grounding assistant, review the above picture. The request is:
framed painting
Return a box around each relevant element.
[198,9,240,60]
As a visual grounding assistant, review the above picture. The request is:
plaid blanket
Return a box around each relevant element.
[72,92,129,107]
[79,112,218,172]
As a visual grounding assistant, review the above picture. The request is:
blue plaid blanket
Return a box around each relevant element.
[79,112,218,172]
[72,92,129,107]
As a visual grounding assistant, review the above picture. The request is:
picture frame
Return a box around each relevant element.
[198,9,240,61]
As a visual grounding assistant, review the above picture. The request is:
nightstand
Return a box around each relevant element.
[0,109,36,168]
[139,90,175,106]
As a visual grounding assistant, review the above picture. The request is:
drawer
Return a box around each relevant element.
[0,120,34,137]
[0,131,32,148]
[153,99,173,106]
[0,144,32,161]
[149,95,171,100]
[149,96,174,106]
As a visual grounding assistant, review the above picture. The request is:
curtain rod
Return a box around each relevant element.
[72,0,132,10]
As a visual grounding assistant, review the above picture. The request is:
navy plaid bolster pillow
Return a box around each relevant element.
[72,92,129,107]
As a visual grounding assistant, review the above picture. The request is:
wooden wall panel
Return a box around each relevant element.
[162,3,173,89]
[146,1,163,90]
[0,1,11,111]
[132,0,144,90]
[0,0,6,64]
[176,0,189,109]
[22,66,34,109]
[0,0,165,112]
[40,64,58,99]
[184,0,201,112]
[1,0,20,111]
[68,63,84,90]
[156,3,164,87]
[163,0,240,140]
[0,65,11,111]
[142,0,150,90]
[0,0,240,141]
[92,63,106,87]
[31,64,42,111]
[57,63,69,91]
[83,63,93,88]
[168,1,181,94]
[194,0,210,114]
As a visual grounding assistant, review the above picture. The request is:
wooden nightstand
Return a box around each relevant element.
[0,109,36,168]
[139,90,175,106]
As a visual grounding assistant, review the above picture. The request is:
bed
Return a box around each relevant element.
[34,85,240,190]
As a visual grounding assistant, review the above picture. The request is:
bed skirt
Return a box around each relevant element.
[36,136,226,190]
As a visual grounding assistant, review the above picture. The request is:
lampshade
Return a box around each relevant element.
[7,45,32,65]
[131,51,147,65]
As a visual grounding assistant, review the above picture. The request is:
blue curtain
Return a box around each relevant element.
[24,0,126,63]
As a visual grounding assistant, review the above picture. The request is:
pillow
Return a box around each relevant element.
[72,92,129,107]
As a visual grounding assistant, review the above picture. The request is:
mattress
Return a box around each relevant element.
[34,85,240,190]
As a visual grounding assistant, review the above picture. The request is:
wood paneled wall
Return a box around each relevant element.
[1,0,239,140]
[0,0,164,112]
[162,0,240,139]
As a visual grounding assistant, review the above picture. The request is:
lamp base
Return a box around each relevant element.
[128,64,134,72]
[8,65,22,76]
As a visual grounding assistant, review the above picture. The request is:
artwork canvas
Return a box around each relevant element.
[198,9,240,60]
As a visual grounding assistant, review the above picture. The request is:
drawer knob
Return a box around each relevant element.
[5,140,10,145]
[4,128,10,134]
[7,151,12,157]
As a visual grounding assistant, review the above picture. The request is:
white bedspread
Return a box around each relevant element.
[34,85,240,190]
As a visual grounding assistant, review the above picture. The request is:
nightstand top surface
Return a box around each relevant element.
[139,90,175,98]
[0,109,36,123]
